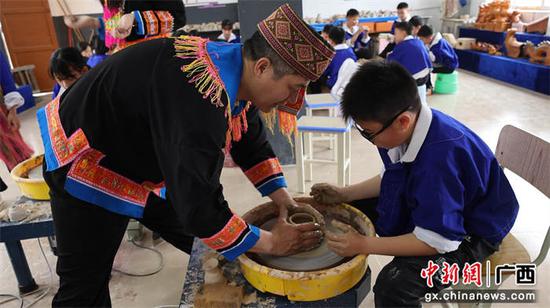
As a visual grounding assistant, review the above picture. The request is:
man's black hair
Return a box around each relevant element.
[394,21,412,35]
[328,27,345,45]
[417,25,434,38]
[49,47,88,81]
[341,61,421,123]
[221,19,234,29]
[346,9,360,18]
[322,24,335,34]
[409,15,423,27]
[397,2,409,9]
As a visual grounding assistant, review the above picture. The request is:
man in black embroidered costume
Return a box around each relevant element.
[38,4,335,307]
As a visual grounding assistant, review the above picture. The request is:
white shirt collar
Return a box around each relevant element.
[387,104,433,163]
[334,43,349,50]
[218,32,236,42]
[403,35,415,41]
[342,24,359,34]
[430,32,442,48]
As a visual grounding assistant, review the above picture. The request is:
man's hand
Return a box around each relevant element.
[310,183,347,205]
[114,13,134,39]
[7,107,21,131]
[269,217,323,256]
[326,221,367,257]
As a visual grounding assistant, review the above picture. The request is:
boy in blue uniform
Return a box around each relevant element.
[343,9,371,57]
[323,27,357,89]
[380,2,411,58]
[418,25,459,93]
[311,61,519,307]
[387,22,432,105]
[217,19,240,43]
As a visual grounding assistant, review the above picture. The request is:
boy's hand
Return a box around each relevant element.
[310,183,347,205]
[326,222,367,256]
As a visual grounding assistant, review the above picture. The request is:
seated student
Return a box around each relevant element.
[390,2,411,34]
[49,47,90,99]
[217,19,240,44]
[323,27,357,90]
[418,25,459,93]
[409,15,423,37]
[343,9,371,58]
[387,21,432,105]
[381,2,411,58]
[321,24,335,42]
[77,41,93,59]
[86,34,110,68]
[311,61,519,308]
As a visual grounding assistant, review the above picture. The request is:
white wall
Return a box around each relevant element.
[302,0,445,31]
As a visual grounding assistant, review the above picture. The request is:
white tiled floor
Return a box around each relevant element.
[1,70,549,307]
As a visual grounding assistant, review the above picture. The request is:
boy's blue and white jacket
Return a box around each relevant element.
[324,43,357,89]
[343,24,370,51]
[428,32,459,70]
[376,104,519,253]
[387,36,432,81]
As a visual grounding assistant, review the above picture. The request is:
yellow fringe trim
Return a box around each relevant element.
[174,35,226,108]
[174,35,251,152]
[260,109,297,145]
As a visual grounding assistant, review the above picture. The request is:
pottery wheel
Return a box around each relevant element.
[254,217,349,272]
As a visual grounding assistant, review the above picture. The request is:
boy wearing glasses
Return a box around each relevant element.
[310,61,519,307]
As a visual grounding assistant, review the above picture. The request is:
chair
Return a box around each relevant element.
[294,116,351,193]
[449,125,550,308]
[12,65,40,93]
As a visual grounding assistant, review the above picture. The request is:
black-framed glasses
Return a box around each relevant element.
[354,105,412,142]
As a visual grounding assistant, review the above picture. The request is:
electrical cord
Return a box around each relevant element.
[0,238,53,308]
[112,239,164,277]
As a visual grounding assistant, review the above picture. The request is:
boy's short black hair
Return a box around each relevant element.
[221,19,234,30]
[49,47,88,81]
[394,21,412,35]
[341,61,421,123]
[322,24,335,34]
[328,27,345,45]
[409,15,423,27]
[397,2,409,9]
[346,9,360,18]
[417,25,433,38]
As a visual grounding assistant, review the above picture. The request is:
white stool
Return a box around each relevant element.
[305,93,339,117]
[305,93,340,152]
[295,116,351,193]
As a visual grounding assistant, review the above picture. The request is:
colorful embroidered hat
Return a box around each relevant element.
[258,4,335,82]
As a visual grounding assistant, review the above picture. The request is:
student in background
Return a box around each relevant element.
[86,34,110,68]
[77,41,93,59]
[343,9,371,58]
[391,2,412,34]
[418,25,459,94]
[217,19,240,43]
[381,2,411,58]
[0,51,33,171]
[409,15,424,37]
[321,24,335,42]
[387,22,432,105]
[50,47,90,99]
[323,27,357,90]
[311,61,518,308]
